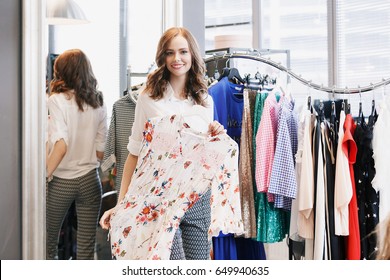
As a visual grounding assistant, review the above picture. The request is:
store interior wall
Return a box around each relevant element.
[0,0,22,260]
[182,0,205,54]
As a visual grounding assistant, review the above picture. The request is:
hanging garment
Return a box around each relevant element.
[353,116,379,260]
[313,118,327,260]
[297,110,316,240]
[209,76,245,146]
[289,104,305,237]
[322,120,345,260]
[238,89,257,238]
[334,110,352,236]
[342,114,360,260]
[254,91,289,243]
[109,114,244,260]
[255,91,283,198]
[268,98,298,211]
[103,94,136,191]
[372,95,390,223]
[209,77,244,260]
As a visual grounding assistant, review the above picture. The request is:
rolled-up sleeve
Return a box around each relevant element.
[95,104,108,152]
[127,95,147,156]
[48,96,69,146]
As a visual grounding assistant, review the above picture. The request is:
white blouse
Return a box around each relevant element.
[127,83,214,156]
[48,92,107,179]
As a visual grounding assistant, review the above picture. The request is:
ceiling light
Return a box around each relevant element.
[46,0,89,25]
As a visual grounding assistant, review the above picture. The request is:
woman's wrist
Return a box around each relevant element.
[46,167,53,183]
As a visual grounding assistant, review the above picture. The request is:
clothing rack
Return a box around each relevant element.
[126,63,156,103]
[204,51,390,95]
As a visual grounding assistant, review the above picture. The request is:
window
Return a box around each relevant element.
[205,0,252,51]
[336,0,390,115]
[205,0,390,115]
[127,0,162,87]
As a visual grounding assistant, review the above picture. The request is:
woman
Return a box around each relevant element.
[100,27,226,259]
[46,49,107,259]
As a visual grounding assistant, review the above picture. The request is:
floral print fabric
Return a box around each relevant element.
[109,114,244,260]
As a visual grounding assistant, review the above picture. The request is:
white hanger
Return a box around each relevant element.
[182,105,211,133]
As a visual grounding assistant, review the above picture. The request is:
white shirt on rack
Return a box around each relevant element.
[372,94,390,223]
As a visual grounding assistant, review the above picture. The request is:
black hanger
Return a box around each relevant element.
[330,100,336,123]
[347,102,351,115]
[217,66,230,81]
[228,67,245,84]
[319,100,325,122]
[358,92,363,119]
[370,99,376,117]
[358,91,364,124]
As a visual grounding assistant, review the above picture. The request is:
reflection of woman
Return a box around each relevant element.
[100,27,226,259]
[46,49,107,259]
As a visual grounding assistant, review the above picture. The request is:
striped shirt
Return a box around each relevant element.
[103,93,136,191]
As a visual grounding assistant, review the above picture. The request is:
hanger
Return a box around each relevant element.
[213,69,220,80]
[358,86,363,122]
[319,99,325,122]
[347,102,351,115]
[227,67,245,84]
[307,95,311,111]
[370,84,377,118]
[330,101,336,121]
[245,73,262,90]
[307,81,312,112]
[370,99,376,117]
[182,105,210,129]
[218,58,230,81]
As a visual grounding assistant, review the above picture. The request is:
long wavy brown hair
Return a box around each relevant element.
[144,27,208,106]
[50,49,103,111]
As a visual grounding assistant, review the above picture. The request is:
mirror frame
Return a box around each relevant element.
[22,0,47,259]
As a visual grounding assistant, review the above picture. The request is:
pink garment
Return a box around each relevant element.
[255,92,281,202]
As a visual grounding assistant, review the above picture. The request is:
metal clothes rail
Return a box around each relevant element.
[204,52,390,95]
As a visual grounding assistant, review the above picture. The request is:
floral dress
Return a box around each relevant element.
[109,114,244,260]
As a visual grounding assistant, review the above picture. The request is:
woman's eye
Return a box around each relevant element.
[181,50,188,54]
[165,51,173,56]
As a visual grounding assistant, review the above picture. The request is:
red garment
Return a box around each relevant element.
[342,114,360,260]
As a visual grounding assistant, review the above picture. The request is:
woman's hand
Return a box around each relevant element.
[208,120,226,136]
[99,207,116,230]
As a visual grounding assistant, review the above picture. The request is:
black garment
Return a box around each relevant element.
[322,121,345,260]
[353,116,379,260]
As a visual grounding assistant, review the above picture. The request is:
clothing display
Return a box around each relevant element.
[109,114,244,260]
[103,93,136,191]
[205,51,387,261]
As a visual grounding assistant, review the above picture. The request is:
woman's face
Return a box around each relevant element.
[164,35,192,79]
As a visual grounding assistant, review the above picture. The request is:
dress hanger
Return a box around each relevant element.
[227,67,245,84]
[182,105,210,133]
[358,87,364,123]
[218,58,230,81]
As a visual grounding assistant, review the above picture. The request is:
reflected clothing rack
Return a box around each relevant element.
[126,63,156,103]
